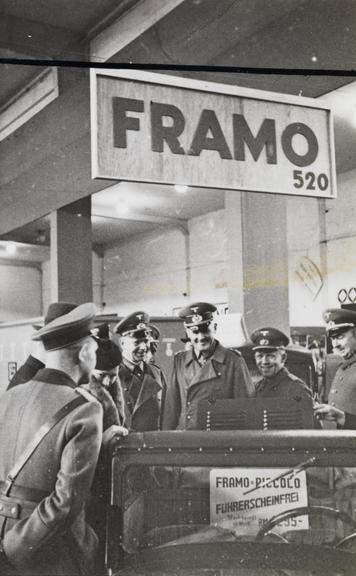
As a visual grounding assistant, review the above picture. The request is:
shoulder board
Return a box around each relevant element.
[174,350,186,359]
[229,347,242,356]
[148,362,162,374]
[288,372,302,383]
[76,386,102,406]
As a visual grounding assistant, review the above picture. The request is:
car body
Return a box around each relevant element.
[107,430,356,576]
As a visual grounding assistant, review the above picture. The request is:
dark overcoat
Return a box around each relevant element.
[0,368,102,576]
[328,354,356,416]
[255,366,312,399]
[162,342,255,430]
[118,361,166,431]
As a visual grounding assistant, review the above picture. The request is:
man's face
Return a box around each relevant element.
[121,334,149,363]
[185,321,216,353]
[92,367,118,388]
[254,349,286,378]
[331,328,356,359]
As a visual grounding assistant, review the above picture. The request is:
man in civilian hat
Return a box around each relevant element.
[7,301,77,390]
[0,303,103,575]
[86,324,127,431]
[314,308,356,429]
[83,325,127,572]
[114,311,166,431]
[163,302,255,430]
[251,327,312,400]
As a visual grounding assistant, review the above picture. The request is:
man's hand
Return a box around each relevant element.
[102,424,128,447]
[314,403,346,427]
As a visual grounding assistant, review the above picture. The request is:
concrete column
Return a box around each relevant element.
[50,197,93,303]
[226,191,244,313]
[241,192,289,335]
[226,191,290,336]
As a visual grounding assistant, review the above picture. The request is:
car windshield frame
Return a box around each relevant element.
[107,430,356,575]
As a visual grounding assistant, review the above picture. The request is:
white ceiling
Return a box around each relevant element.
[1,0,356,260]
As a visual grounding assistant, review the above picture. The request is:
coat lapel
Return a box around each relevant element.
[185,342,227,389]
[119,362,162,419]
[133,366,162,414]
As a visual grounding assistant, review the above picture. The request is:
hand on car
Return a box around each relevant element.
[313,403,346,427]
[102,424,129,447]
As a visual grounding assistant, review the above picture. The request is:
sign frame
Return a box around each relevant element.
[90,68,337,198]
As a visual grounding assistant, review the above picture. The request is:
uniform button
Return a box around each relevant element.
[331,402,335,406]
[187,401,191,406]
[187,415,191,420]
[330,390,335,394]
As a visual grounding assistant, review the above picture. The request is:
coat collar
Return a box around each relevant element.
[121,356,144,372]
[119,362,162,415]
[33,368,77,389]
[256,366,289,392]
[341,353,356,370]
[184,340,226,366]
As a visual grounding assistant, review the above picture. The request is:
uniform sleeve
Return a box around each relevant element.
[3,399,103,570]
[162,356,181,430]
[233,354,255,398]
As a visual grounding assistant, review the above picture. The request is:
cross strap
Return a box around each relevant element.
[2,393,87,497]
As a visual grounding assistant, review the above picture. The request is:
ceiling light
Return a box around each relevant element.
[115,199,130,215]
[5,243,17,255]
[174,184,189,193]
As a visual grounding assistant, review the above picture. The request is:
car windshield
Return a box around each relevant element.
[108,431,356,576]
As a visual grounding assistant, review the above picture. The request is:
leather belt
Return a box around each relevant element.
[0,494,38,520]
[0,482,48,503]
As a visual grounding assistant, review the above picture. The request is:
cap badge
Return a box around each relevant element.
[192,314,202,323]
[137,322,146,330]
[327,320,336,329]
[260,330,269,337]
[136,314,144,321]
[259,338,269,346]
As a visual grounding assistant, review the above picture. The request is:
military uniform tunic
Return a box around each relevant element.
[163,341,255,430]
[118,359,166,431]
[328,353,356,416]
[255,367,312,400]
[0,368,102,576]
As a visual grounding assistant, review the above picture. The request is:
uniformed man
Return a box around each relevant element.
[0,303,103,576]
[162,302,255,430]
[314,308,356,429]
[114,311,166,431]
[7,301,77,390]
[251,327,312,400]
[145,324,161,365]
